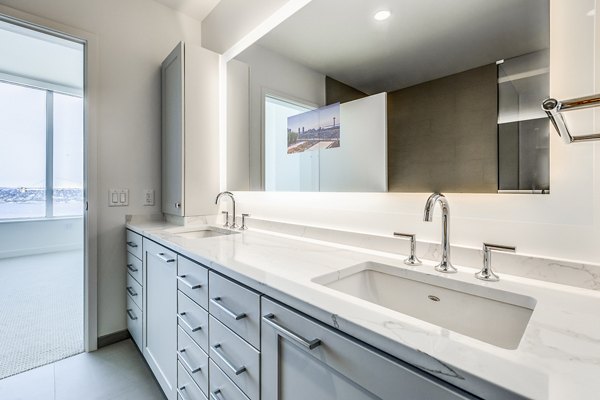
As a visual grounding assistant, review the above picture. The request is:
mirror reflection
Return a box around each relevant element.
[227,0,550,193]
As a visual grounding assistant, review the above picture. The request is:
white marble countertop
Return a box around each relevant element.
[127,220,600,400]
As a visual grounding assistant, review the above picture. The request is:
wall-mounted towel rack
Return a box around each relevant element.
[542,94,600,144]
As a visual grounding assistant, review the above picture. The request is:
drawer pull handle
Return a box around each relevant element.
[177,349,203,373]
[126,309,138,321]
[210,297,246,320]
[177,312,202,332]
[177,386,192,400]
[211,344,246,375]
[126,263,138,272]
[126,286,137,297]
[156,252,175,263]
[210,390,224,400]
[177,275,202,290]
[263,313,322,350]
[126,241,138,248]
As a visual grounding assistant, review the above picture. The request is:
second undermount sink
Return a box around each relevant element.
[313,262,536,350]
[165,226,240,239]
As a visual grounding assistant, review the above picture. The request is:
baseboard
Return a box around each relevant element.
[97,329,130,348]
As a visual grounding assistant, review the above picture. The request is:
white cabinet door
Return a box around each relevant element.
[261,298,476,400]
[144,238,177,399]
[161,42,184,216]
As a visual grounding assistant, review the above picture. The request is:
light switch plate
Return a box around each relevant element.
[108,189,129,207]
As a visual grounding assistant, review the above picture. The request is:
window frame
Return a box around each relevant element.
[0,78,84,220]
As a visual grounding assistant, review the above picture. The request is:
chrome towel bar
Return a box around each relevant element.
[542,94,600,144]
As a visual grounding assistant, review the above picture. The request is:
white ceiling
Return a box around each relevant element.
[254,0,549,94]
[152,0,221,22]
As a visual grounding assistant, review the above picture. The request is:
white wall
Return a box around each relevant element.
[0,0,204,336]
[225,0,600,266]
[0,218,83,259]
[235,44,327,190]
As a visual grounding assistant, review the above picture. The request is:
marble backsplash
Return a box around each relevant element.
[244,216,600,292]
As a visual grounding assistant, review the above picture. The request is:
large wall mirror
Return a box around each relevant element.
[226,0,550,194]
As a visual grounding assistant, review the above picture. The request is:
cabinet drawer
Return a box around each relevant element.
[178,291,209,352]
[261,298,475,400]
[208,272,260,349]
[178,326,209,395]
[126,252,143,285]
[178,256,209,310]
[126,230,142,259]
[209,316,259,400]
[126,272,143,310]
[126,295,142,351]
[209,360,250,400]
[178,362,208,400]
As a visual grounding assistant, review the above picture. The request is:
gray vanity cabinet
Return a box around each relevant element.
[143,238,178,400]
[261,298,475,400]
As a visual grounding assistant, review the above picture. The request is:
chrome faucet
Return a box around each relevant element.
[215,191,237,229]
[423,193,456,273]
[475,243,516,282]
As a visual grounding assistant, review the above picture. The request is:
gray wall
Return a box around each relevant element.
[325,76,367,105]
[387,64,498,193]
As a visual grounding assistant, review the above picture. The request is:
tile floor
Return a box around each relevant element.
[0,339,166,400]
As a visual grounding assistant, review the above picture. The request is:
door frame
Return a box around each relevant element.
[0,5,99,351]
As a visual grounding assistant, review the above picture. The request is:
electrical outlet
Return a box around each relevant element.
[144,189,155,206]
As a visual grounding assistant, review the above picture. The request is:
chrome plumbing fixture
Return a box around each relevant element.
[393,232,422,266]
[423,193,456,273]
[215,191,237,229]
[475,243,516,282]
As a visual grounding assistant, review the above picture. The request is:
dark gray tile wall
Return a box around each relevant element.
[387,64,498,193]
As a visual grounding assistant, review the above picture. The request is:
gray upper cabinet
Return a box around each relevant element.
[261,298,476,400]
[161,42,220,217]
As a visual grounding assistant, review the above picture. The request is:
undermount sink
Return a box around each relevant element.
[165,226,240,239]
[313,262,536,350]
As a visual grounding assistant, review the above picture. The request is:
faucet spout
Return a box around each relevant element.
[423,193,456,273]
[215,191,237,229]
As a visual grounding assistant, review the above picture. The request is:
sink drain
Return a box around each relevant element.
[428,295,440,302]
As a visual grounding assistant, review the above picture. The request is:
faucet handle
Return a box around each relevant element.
[240,214,250,230]
[475,243,516,282]
[393,232,422,266]
[221,211,229,228]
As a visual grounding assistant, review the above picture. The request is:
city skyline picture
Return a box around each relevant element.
[287,103,340,154]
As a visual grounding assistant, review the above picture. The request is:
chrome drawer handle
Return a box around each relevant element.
[177,386,192,400]
[126,286,137,296]
[262,313,322,350]
[126,263,138,272]
[211,344,246,375]
[177,349,203,373]
[210,297,246,320]
[177,312,202,332]
[126,241,138,248]
[210,390,224,400]
[126,309,138,320]
[156,252,175,263]
[177,275,202,290]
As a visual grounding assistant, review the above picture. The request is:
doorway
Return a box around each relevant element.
[0,17,86,379]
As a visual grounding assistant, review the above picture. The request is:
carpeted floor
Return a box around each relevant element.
[0,250,84,380]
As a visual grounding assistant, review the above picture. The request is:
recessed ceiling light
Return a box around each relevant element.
[587,9,595,17]
[374,10,391,21]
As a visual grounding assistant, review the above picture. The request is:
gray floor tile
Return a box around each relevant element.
[54,340,165,400]
[0,363,55,400]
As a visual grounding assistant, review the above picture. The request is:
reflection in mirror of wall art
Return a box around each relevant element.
[226,0,550,194]
[287,103,340,154]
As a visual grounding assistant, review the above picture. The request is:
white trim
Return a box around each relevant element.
[0,5,99,352]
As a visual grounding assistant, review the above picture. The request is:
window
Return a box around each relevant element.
[0,81,83,219]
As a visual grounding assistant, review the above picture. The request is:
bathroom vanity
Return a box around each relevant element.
[125,220,600,400]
